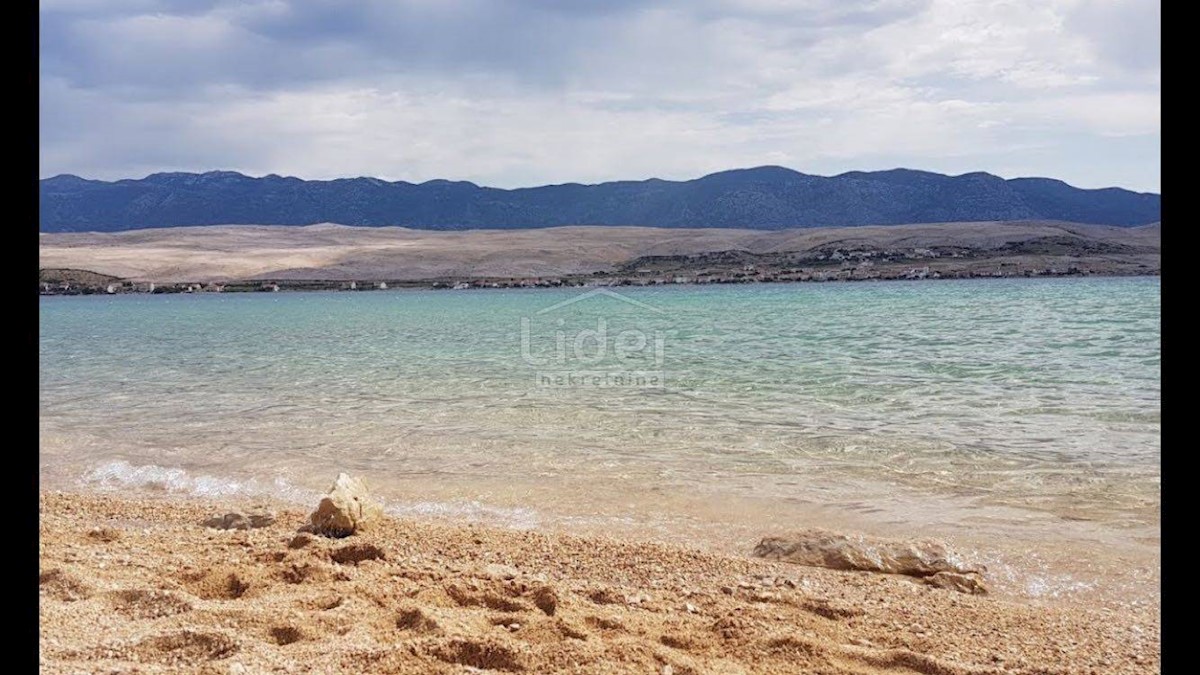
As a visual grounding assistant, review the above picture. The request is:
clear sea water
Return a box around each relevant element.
[39,278,1160,602]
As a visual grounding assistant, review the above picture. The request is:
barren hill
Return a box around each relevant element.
[39,221,1160,284]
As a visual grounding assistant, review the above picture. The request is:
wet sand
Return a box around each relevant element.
[39,491,1159,674]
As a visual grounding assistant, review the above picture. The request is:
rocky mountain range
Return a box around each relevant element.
[39,166,1161,232]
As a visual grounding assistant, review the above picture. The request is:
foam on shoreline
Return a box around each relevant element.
[64,460,1144,607]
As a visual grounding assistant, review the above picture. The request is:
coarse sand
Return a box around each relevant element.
[39,491,1159,674]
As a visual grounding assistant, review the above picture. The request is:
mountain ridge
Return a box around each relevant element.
[40,166,1161,232]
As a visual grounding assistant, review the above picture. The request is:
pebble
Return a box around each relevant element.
[484,563,519,580]
[289,533,315,549]
[850,637,875,648]
[625,593,651,606]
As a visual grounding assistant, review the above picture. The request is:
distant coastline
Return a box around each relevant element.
[39,220,1160,296]
[39,266,1159,296]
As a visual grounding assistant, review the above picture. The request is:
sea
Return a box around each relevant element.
[40,277,1160,605]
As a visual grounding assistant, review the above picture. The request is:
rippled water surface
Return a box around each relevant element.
[40,278,1160,600]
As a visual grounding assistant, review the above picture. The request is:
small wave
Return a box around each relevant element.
[978,550,1100,600]
[385,501,541,530]
[78,460,541,530]
[79,460,323,504]
[1024,576,1096,599]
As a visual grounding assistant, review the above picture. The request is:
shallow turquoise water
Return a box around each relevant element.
[40,278,1160,595]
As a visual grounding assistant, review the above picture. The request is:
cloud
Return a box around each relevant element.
[1067,0,1161,73]
[40,0,1160,192]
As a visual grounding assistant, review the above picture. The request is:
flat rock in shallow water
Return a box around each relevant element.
[308,472,384,537]
[752,528,986,594]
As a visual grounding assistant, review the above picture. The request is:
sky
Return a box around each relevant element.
[40,0,1160,192]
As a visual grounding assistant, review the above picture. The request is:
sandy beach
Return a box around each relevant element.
[38,1,1162,672]
[39,490,1159,674]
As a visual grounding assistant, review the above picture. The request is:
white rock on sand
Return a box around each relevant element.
[308,473,384,537]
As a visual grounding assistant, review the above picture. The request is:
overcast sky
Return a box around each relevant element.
[40,0,1160,192]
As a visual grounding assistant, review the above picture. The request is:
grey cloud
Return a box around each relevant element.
[39,0,1160,192]
[42,1,651,90]
[1067,0,1160,72]
[41,0,921,94]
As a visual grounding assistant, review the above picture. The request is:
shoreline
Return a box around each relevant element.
[39,269,1160,296]
[40,489,1160,674]
[45,455,1160,611]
